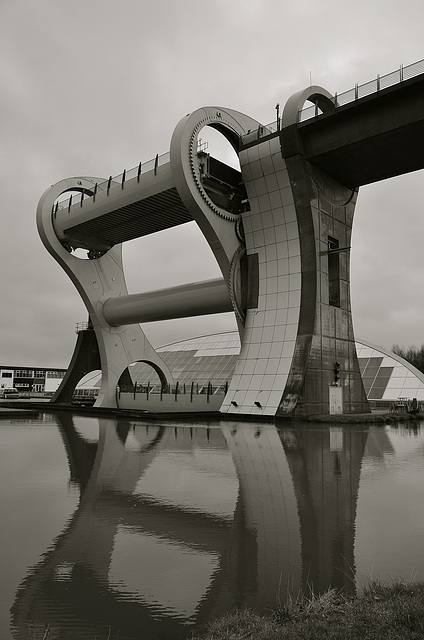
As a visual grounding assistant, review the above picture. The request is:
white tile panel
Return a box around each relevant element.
[254,360,268,375]
[269,189,283,208]
[262,326,275,342]
[289,273,302,290]
[277,291,289,308]
[255,176,268,196]
[285,325,298,341]
[265,173,279,192]
[289,290,301,307]
[275,224,288,243]
[265,359,280,375]
[258,343,272,359]
[266,260,278,278]
[287,307,300,324]
[275,170,290,189]
[260,156,275,177]
[264,309,277,326]
[288,238,300,257]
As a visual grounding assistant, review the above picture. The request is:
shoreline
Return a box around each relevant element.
[2,399,423,425]
[192,581,424,640]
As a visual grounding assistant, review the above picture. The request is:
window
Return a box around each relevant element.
[328,236,340,307]
[1,372,12,378]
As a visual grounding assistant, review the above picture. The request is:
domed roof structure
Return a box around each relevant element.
[78,332,424,403]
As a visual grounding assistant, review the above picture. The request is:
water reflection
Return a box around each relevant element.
[279,424,367,594]
[356,423,424,585]
[10,417,369,639]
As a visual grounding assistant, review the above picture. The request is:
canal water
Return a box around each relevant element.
[2,413,424,639]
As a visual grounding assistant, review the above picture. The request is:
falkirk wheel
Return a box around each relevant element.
[37,66,424,417]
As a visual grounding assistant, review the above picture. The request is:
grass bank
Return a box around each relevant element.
[192,582,424,640]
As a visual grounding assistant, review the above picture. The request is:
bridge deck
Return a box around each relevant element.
[54,161,193,251]
[54,64,424,252]
[298,73,424,187]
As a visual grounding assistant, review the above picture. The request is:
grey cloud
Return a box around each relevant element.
[1,0,424,369]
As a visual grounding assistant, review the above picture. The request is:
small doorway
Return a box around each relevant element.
[329,385,343,414]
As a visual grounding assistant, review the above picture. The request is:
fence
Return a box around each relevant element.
[241,58,424,143]
[116,381,229,413]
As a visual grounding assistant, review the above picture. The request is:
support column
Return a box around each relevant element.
[36,177,174,409]
[222,87,369,417]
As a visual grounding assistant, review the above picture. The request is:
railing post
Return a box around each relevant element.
[400,64,404,82]
[93,182,98,202]
[376,74,380,91]
[147,382,150,401]
[107,176,112,195]
[80,191,84,207]
[121,169,126,189]
[154,154,159,175]
[137,162,142,183]
[354,83,358,100]
[68,194,73,212]
[190,381,194,402]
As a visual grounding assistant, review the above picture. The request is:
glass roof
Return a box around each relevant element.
[77,332,424,402]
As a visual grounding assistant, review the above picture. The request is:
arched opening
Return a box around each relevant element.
[197,125,240,170]
[117,361,168,397]
[73,369,102,406]
[194,125,249,215]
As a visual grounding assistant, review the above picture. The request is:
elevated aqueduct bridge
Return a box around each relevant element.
[37,59,424,417]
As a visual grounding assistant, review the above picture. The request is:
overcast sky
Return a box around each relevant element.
[1,0,423,368]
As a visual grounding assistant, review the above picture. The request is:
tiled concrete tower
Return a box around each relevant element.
[222,88,369,417]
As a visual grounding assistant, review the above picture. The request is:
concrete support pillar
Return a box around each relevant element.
[36,177,174,408]
[222,88,369,417]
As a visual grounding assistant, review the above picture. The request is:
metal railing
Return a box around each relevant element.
[120,381,229,394]
[75,321,92,333]
[55,150,171,214]
[241,58,424,142]
[118,380,229,403]
[299,58,424,122]
[54,59,424,212]
[55,138,210,214]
